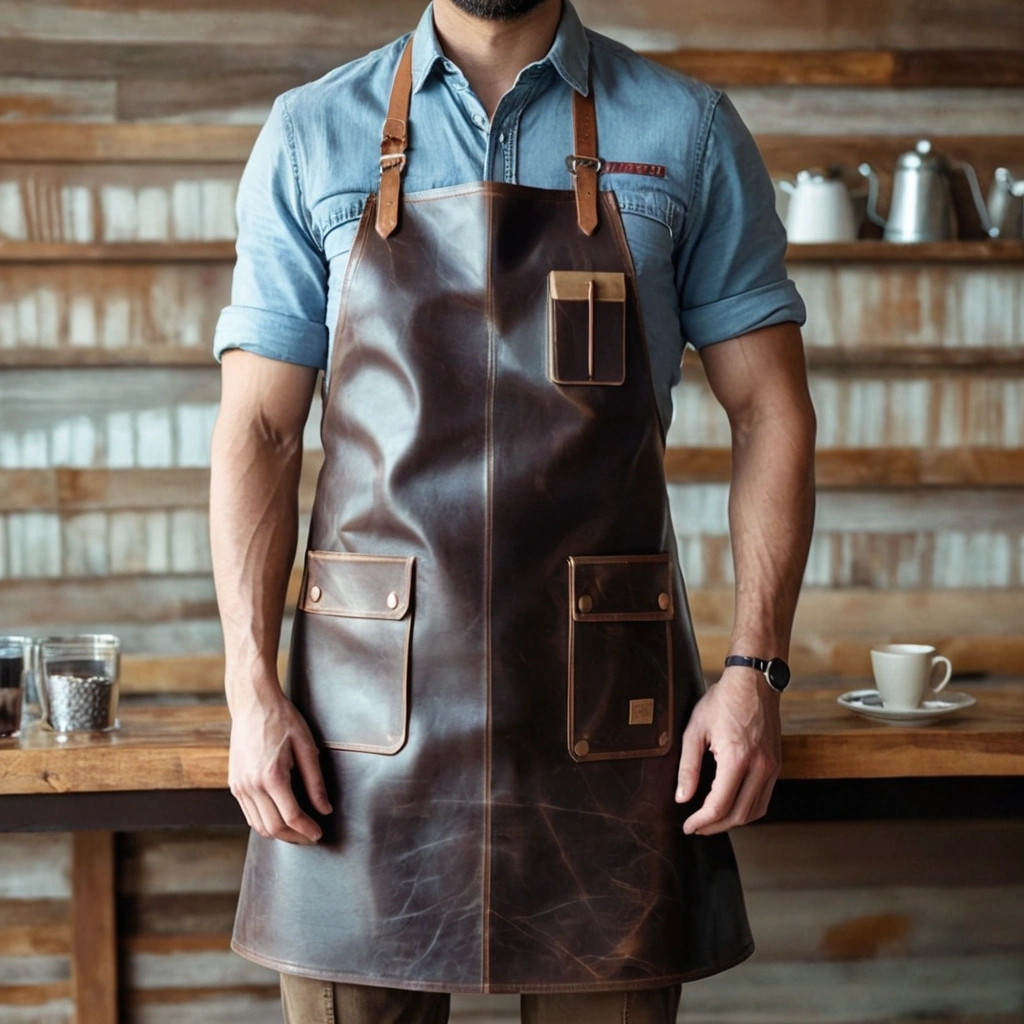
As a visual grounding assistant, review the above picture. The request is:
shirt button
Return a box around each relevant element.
[473,114,486,128]
[499,131,505,144]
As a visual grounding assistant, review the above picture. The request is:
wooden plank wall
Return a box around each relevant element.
[0,1,1022,1022]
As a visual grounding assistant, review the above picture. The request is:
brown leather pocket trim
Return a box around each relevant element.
[547,269,626,386]
[567,554,674,763]
[301,551,413,620]
[296,551,415,755]
[569,553,674,622]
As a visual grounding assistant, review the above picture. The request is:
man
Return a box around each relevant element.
[210,0,816,1020]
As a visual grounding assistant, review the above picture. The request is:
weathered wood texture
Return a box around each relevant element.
[2,816,1022,1021]
[70,831,117,1024]
[3,682,1023,796]
[2,256,1021,370]
[2,126,1023,174]
[0,167,237,243]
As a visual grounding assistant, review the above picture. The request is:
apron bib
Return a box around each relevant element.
[231,33,753,994]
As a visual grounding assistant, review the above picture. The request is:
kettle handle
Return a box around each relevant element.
[955,159,999,238]
[858,163,887,229]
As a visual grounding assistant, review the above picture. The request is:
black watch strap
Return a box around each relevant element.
[724,654,791,692]
[725,655,769,673]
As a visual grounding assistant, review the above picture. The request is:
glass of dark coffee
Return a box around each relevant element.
[0,637,30,738]
[38,635,121,735]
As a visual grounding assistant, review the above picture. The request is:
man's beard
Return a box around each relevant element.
[447,0,549,20]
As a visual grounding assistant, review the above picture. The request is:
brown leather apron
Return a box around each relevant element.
[231,34,753,994]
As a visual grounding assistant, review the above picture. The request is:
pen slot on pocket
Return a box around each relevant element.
[547,270,627,386]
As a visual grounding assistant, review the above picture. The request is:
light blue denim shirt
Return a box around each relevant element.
[213,0,805,429]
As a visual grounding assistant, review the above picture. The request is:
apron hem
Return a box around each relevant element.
[231,936,756,995]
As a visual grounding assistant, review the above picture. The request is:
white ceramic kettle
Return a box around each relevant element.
[776,170,858,243]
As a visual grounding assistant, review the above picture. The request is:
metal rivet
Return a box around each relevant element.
[658,591,671,610]
[309,586,322,603]
[658,732,669,746]
[577,594,593,614]
[574,740,590,757]
[386,591,399,610]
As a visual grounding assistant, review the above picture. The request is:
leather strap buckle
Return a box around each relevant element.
[380,153,407,173]
[565,154,603,176]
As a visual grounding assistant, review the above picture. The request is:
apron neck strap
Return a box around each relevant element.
[568,82,599,236]
[375,32,600,239]
[376,35,415,240]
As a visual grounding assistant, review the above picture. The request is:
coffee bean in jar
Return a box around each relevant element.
[45,672,114,732]
[39,635,120,734]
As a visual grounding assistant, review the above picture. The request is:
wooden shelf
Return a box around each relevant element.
[787,240,1024,262]
[0,347,216,368]
[0,239,1020,268]
[0,123,258,163]
[3,447,1022,515]
[652,49,1024,88]
[801,346,1024,369]
[0,241,235,263]
[4,342,1023,371]
[1,126,1021,184]
[663,446,1024,486]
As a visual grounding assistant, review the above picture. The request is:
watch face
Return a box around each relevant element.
[767,658,791,690]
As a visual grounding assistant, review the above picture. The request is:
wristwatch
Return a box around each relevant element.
[724,655,792,693]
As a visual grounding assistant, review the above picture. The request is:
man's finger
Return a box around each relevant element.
[683,749,746,834]
[675,724,706,804]
[697,764,764,835]
[265,774,323,844]
[239,791,268,838]
[750,770,779,821]
[293,737,333,816]
[252,787,316,845]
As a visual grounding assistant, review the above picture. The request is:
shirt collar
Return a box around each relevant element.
[411,0,590,96]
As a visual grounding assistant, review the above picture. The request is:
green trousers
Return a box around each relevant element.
[280,971,683,1024]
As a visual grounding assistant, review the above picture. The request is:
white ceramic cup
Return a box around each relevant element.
[870,643,952,709]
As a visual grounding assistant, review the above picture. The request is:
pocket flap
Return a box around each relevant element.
[569,554,673,622]
[301,551,415,619]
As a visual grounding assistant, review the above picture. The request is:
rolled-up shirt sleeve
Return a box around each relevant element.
[675,92,806,349]
[213,93,329,368]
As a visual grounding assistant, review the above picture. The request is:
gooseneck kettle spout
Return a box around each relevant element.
[858,139,996,242]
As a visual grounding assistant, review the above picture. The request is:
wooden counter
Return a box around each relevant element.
[2,681,1022,800]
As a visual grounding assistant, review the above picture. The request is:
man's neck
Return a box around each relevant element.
[431,0,562,119]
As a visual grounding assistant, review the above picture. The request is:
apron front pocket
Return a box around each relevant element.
[547,270,626,385]
[567,553,674,762]
[295,550,415,754]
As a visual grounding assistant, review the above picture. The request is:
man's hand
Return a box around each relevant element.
[210,351,325,844]
[674,667,782,834]
[228,685,333,845]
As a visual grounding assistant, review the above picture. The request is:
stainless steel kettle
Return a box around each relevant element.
[987,167,1024,239]
[859,140,995,242]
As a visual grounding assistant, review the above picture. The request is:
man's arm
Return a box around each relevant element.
[210,349,332,844]
[675,321,817,833]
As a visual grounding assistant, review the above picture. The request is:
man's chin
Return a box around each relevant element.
[447,0,550,20]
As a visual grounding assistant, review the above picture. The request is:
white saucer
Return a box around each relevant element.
[837,688,976,727]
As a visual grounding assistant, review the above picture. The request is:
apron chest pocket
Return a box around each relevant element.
[567,553,674,762]
[295,550,415,754]
[547,270,626,385]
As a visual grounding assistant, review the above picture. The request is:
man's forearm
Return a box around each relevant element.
[210,417,304,713]
[726,403,816,660]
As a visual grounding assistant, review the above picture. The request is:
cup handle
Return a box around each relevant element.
[930,655,952,694]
